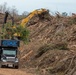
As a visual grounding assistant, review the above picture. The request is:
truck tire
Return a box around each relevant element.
[0,64,2,68]
[15,65,19,69]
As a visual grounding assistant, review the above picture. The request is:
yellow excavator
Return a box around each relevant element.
[3,8,49,38]
[21,8,49,27]
[14,8,49,37]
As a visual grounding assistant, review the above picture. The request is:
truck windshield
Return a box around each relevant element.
[3,50,16,55]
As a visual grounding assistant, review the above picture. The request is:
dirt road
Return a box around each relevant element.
[0,68,33,75]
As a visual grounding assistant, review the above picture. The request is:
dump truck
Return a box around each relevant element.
[0,11,20,69]
[0,39,20,68]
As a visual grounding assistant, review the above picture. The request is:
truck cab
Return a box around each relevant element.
[0,40,20,68]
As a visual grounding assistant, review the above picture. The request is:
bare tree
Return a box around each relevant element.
[10,6,18,17]
[62,12,68,16]
[22,11,29,16]
[0,5,3,13]
[2,2,7,13]
[0,2,18,16]
[0,2,7,13]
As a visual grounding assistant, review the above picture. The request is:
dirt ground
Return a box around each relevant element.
[0,68,33,75]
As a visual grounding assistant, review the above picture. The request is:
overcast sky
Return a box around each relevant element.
[0,0,76,14]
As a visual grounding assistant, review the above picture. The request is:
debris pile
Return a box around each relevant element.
[20,13,76,75]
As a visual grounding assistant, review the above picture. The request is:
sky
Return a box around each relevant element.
[0,0,76,14]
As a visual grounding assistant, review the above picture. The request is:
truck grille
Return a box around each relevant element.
[6,57,15,61]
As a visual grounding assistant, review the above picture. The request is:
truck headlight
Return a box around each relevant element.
[1,58,6,62]
[2,59,6,62]
[15,58,18,62]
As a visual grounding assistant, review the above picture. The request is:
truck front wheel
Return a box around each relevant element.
[15,65,19,69]
[0,65,2,68]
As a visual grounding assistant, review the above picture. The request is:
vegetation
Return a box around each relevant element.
[0,22,29,44]
[14,25,30,43]
[35,42,69,58]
